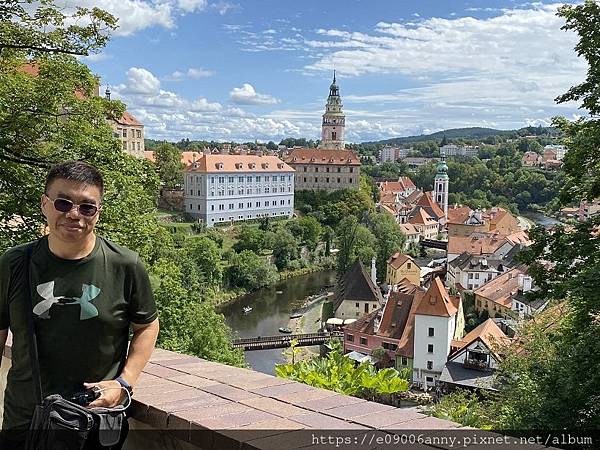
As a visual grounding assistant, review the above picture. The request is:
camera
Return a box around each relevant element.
[69,387,101,406]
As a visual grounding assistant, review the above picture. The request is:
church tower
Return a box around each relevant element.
[318,71,345,150]
[435,150,449,218]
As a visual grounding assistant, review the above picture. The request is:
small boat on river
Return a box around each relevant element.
[278,327,292,334]
[242,306,252,314]
[289,312,303,319]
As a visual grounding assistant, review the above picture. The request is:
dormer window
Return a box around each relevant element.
[215,162,224,170]
[277,163,283,169]
[310,157,316,162]
[249,162,256,169]
[262,162,269,169]
[235,162,243,169]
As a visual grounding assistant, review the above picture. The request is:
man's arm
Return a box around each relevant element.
[86,318,159,407]
[0,328,7,369]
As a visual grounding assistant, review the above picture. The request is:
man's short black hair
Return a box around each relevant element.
[44,161,104,197]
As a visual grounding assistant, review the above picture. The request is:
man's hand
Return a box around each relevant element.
[84,380,126,408]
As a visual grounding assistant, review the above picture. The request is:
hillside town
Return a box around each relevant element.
[2,0,599,447]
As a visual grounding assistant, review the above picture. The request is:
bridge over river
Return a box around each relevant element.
[232,331,343,351]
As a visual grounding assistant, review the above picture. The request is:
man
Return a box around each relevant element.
[0,161,160,447]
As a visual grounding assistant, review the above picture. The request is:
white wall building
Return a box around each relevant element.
[184,154,295,226]
[411,278,460,388]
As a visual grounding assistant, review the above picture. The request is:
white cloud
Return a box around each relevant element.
[163,68,216,81]
[176,0,207,13]
[229,84,280,105]
[124,67,161,95]
[62,0,231,37]
[210,1,240,15]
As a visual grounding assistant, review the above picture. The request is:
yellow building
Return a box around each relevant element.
[386,253,421,286]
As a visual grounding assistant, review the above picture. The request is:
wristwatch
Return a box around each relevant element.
[115,376,133,396]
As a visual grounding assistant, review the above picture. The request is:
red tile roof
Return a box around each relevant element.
[414,277,457,318]
[186,154,294,173]
[284,148,360,166]
[408,207,437,226]
[446,206,473,224]
[116,111,143,127]
[474,267,526,308]
[447,232,506,255]
[387,253,418,270]
[145,151,203,165]
[417,191,444,219]
[459,318,509,351]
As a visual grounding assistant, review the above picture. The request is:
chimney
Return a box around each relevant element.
[371,257,377,284]
[522,275,533,292]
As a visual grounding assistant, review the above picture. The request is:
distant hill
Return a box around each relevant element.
[363,126,558,146]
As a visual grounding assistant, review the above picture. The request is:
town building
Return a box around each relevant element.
[283,149,360,191]
[434,156,449,219]
[473,267,546,318]
[407,208,439,240]
[578,198,600,221]
[440,144,479,158]
[403,157,438,168]
[447,230,530,264]
[318,71,345,150]
[379,146,411,163]
[439,319,509,393]
[104,87,145,158]
[447,207,521,238]
[184,154,294,226]
[377,177,417,198]
[343,277,464,387]
[447,252,507,291]
[333,260,384,320]
[284,74,360,191]
[386,253,421,286]
[543,144,567,161]
[399,223,421,249]
[522,151,542,167]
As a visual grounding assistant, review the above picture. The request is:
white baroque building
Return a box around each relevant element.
[184,154,295,226]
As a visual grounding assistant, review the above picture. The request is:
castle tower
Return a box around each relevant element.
[318,71,345,150]
[435,149,449,218]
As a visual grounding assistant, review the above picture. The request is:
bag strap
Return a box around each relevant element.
[23,242,44,405]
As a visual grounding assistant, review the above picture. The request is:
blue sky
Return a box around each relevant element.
[80,0,585,143]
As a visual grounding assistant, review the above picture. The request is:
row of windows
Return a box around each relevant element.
[210,175,292,184]
[300,177,356,184]
[302,166,354,173]
[346,334,398,351]
[190,185,293,196]
[117,128,142,139]
[209,211,289,223]
[122,142,142,152]
[188,199,292,211]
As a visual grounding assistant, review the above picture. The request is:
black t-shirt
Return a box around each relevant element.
[0,236,157,431]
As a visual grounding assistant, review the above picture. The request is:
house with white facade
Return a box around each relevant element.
[184,154,295,226]
[333,260,383,320]
[447,252,507,291]
[411,277,463,388]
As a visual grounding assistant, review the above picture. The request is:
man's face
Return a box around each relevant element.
[41,178,102,244]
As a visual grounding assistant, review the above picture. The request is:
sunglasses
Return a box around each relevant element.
[45,195,101,217]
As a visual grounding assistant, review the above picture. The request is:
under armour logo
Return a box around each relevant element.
[34,281,101,320]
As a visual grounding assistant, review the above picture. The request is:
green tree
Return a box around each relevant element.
[187,237,222,288]
[233,225,264,254]
[369,213,406,283]
[265,228,299,270]
[154,142,183,189]
[489,1,600,430]
[149,259,244,366]
[335,216,376,275]
[226,250,278,290]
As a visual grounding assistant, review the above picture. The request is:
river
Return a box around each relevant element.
[520,211,562,228]
[222,269,337,375]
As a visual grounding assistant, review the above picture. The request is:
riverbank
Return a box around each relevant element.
[214,263,333,309]
[283,292,334,364]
